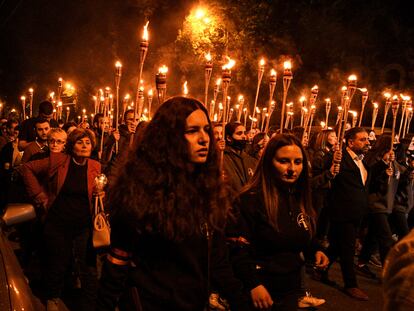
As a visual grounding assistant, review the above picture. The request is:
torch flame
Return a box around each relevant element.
[342,86,348,92]
[28,88,34,93]
[115,61,122,68]
[255,107,260,113]
[219,102,223,110]
[373,102,378,109]
[159,65,168,74]
[311,85,318,91]
[392,95,399,101]
[348,74,357,81]
[299,96,306,103]
[148,89,153,97]
[216,78,222,86]
[143,21,149,41]
[222,57,235,70]
[321,121,326,128]
[58,77,63,82]
[21,96,26,100]
[349,110,357,117]
[384,92,391,99]
[259,58,265,67]
[183,81,189,96]
[124,94,130,100]
[360,87,368,93]
[325,98,331,103]
[205,52,212,62]
[338,106,343,111]
[283,61,292,70]
[238,95,244,101]
[270,69,277,77]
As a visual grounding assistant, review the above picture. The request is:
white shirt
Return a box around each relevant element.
[347,147,368,185]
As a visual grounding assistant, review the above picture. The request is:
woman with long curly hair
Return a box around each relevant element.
[229,134,329,310]
[96,97,250,311]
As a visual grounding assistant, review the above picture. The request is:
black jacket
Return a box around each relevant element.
[223,146,257,194]
[394,164,414,214]
[228,189,317,291]
[367,158,399,214]
[96,213,250,311]
[328,149,371,222]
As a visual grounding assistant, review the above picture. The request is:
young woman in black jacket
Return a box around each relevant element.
[229,134,329,310]
[96,97,250,311]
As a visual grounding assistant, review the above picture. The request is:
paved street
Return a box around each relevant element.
[306,262,383,311]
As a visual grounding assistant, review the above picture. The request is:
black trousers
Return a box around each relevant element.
[257,269,301,311]
[389,211,410,239]
[43,221,97,311]
[359,213,395,264]
[326,221,359,288]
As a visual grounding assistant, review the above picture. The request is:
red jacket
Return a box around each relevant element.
[20,153,101,211]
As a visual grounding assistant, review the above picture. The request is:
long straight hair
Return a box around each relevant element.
[241,134,315,233]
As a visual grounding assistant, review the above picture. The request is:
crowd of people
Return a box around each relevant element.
[0,96,414,311]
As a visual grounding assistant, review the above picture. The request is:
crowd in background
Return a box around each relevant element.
[1,97,414,311]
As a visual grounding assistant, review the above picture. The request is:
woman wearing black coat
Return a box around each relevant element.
[229,134,329,310]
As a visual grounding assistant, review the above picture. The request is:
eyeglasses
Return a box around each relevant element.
[48,139,66,145]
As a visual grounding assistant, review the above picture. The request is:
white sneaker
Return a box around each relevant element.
[298,292,326,308]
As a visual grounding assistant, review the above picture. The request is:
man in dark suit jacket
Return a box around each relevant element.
[323,127,371,300]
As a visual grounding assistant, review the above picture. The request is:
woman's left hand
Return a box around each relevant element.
[314,251,329,269]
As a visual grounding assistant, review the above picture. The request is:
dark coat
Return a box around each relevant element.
[223,147,257,194]
[97,215,251,311]
[367,158,400,214]
[328,149,371,222]
[20,153,101,211]
[228,189,317,291]
[394,164,414,214]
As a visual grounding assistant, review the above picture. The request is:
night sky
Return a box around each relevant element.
[1,0,414,126]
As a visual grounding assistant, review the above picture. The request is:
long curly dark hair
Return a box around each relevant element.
[108,96,229,241]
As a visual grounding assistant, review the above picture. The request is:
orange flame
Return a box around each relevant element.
[159,65,168,74]
[143,21,149,41]
[222,57,235,70]
[283,61,292,70]
[205,52,212,62]
[183,81,188,95]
